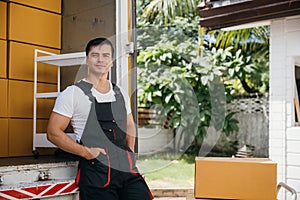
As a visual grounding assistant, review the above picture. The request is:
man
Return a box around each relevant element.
[47,37,153,200]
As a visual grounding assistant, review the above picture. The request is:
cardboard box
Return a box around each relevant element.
[9,118,52,157]
[37,83,56,119]
[0,79,8,117]
[8,80,33,118]
[9,118,33,156]
[0,2,6,40]
[9,0,61,13]
[9,3,61,48]
[0,40,7,78]
[36,119,49,133]
[0,119,9,157]
[8,80,56,118]
[195,157,277,200]
[9,41,59,82]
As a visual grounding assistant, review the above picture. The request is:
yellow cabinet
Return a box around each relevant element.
[0,40,7,78]
[8,80,56,118]
[0,119,9,157]
[9,0,61,13]
[9,119,33,156]
[9,41,59,82]
[37,83,56,119]
[0,79,8,117]
[8,80,33,118]
[0,2,6,40]
[9,3,61,48]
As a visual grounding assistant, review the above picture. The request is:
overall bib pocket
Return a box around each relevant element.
[77,154,111,188]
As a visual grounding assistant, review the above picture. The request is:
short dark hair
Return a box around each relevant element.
[85,37,114,57]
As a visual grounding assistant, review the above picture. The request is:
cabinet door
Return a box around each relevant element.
[0,79,8,117]
[0,119,8,157]
[0,2,6,40]
[9,41,59,82]
[8,80,57,118]
[9,3,61,48]
[37,83,57,119]
[9,119,32,156]
[0,40,6,78]
[9,0,61,13]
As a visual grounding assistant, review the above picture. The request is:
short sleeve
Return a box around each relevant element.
[52,86,75,118]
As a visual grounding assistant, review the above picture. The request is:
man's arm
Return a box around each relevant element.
[126,113,136,152]
[47,112,106,160]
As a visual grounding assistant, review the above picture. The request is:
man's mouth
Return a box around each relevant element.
[96,65,106,68]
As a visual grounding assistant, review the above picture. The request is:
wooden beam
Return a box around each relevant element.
[198,0,280,18]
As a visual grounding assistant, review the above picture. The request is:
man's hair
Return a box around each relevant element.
[85,37,114,57]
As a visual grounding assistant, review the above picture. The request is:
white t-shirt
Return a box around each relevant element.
[53,80,131,141]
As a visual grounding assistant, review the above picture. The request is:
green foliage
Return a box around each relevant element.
[203,46,268,94]
[136,0,270,155]
[138,40,239,153]
[136,16,199,52]
[140,0,200,25]
[207,26,270,52]
[222,112,239,136]
[205,26,270,94]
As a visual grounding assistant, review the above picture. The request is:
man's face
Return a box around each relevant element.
[86,44,113,76]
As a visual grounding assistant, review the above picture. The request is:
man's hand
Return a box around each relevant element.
[84,147,106,160]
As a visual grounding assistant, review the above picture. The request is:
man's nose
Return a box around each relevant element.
[97,55,103,62]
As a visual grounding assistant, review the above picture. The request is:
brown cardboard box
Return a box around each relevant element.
[37,83,56,119]
[9,119,53,157]
[0,119,9,157]
[9,41,59,82]
[36,119,49,133]
[8,80,33,118]
[9,3,61,48]
[195,157,277,200]
[8,80,56,118]
[0,40,7,78]
[9,118,33,156]
[9,0,61,13]
[0,79,8,117]
[0,2,6,40]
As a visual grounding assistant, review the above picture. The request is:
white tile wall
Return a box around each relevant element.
[287,32,300,56]
[269,102,285,115]
[286,16,300,32]
[287,128,300,140]
[287,166,300,179]
[287,153,300,166]
[270,15,300,199]
[287,141,300,153]
[286,179,300,194]
[269,130,285,139]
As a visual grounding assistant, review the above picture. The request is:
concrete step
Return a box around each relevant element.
[151,188,193,199]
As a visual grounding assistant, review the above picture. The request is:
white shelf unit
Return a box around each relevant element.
[33,49,86,153]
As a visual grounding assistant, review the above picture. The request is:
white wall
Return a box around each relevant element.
[269,15,300,199]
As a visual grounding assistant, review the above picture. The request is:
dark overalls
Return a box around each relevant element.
[74,81,153,200]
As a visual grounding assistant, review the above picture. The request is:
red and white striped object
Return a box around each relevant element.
[0,181,78,200]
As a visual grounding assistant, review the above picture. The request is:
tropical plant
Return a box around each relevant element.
[207,26,270,52]
[202,46,268,94]
[140,0,199,25]
[138,40,239,154]
[205,26,270,94]
[136,0,271,155]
